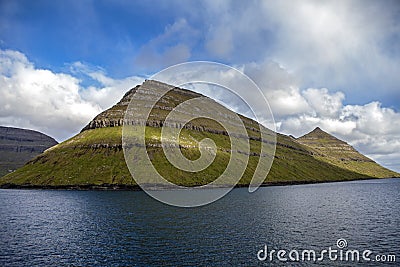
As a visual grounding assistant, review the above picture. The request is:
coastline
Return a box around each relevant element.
[1,176,398,191]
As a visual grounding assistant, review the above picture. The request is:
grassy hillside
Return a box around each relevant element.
[297,127,398,178]
[1,80,397,188]
[0,126,389,188]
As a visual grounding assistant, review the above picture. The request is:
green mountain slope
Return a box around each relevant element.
[296,127,398,178]
[0,80,397,188]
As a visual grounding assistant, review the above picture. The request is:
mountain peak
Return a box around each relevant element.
[81,80,204,132]
[298,127,341,143]
[308,126,325,135]
[297,126,375,164]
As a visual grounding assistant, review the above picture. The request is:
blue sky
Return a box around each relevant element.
[0,0,399,171]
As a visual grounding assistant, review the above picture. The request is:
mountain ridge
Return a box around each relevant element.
[0,126,58,177]
[0,80,398,188]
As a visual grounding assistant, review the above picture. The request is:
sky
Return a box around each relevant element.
[0,0,399,172]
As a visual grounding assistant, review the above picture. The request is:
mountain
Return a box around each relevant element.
[296,127,395,178]
[0,126,58,177]
[0,80,397,188]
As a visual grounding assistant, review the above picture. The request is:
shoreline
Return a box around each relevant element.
[0,177,398,191]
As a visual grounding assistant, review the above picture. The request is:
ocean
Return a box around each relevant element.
[1,178,399,266]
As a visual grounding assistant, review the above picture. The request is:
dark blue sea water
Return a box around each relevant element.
[0,178,399,266]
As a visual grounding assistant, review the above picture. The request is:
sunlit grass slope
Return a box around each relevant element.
[1,126,392,188]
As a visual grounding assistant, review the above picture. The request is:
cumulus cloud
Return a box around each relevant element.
[0,49,143,141]
[303,88,344,118]
[243,62,309,118]
[276,89,400,172]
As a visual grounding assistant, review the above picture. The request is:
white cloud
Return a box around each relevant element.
[242,62,309,118]
[303,88,344,118]
[0,49,143,141]
[276,88,400,172]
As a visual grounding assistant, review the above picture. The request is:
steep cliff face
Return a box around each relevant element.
[81,81,207,132]
[0,81,397,188]
[0,126,58,176]
[80,85,140,131]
